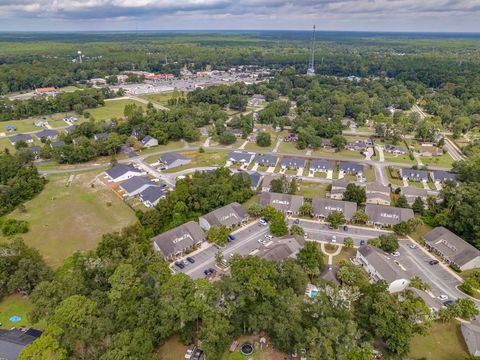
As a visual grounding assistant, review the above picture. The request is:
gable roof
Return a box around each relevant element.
[139,186,166,204]
[331,178,350,189]
[423,227,480,268]
[366,183,391,195]
[141,135,156,145]
[400,186,429,198]
[254,154,278,166]
[95,132,109,140]
[310,159,334,171]
[259,192,304,213]
[65,124,78,133]
[8,134,33,144]
[430,170,458,183]
[365,204,414,225]
[50,140,65,148]
[358,245,408,283]
[105,164,141,179]
[400,168,428,180]
[28,145,41,154]
[462,322,480,356]
[250,172,262,188]
[339,162,364,173]
[199,202,248,228]
[228,152,254,163]
[152,221,205,258]
[159,152,189,165]
[35,129,59,139]
[256,235,305,261]
[281,157,306,168]
[119,176,157,194]
[312,198,357,220]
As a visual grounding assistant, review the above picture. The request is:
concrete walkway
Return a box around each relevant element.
[320,242,342,265]
[375,145,385,162]
[272,139,281,152]
[239,140,248,150]
[203,137,211,148]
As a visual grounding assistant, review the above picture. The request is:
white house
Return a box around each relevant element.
[104,164,143,183]
[141,135,159,148]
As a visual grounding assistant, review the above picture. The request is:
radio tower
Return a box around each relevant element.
[306,25,316,76]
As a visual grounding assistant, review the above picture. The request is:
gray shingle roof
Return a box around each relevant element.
[250,172,262,188]
[254,154,278,166]
[228,152,254,163]
[339,162,364,173]
[35,129,59,139]
[256,235,305,261]
[281,157,306,168]
[50,140,65,148]
[423,227,480,268]
[259,192,304,213]
[312,198,357,220]
[310,159,334,171]
[400,168,428,181]
[152,221,205,258]
[430,170,458,183]
[139,186,166,204]
[105,164,141,180]
[0,328,42,360]
[65,124,77,133]
[141,135,156,145]
[200,202,248,228]
[331,178,350,189]
[358,245,408,283]
[400,186,429,198]
[119,176,156,194]
[95,132,109,140]
[366,183,391,195]
[8,134,33,144]
[365,204,414,226]
[159,152,189,165]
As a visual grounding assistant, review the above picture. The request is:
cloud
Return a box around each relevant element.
[0,0,480,31]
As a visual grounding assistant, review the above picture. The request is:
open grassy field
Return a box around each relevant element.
[278,142,307,155]
[0,171,137,267]
[421,154,455,168]
[244,141,275,152]
[409,320,469,360]
[313,148,364,159]
[297,182,329,198]
[141,91,182,105]
[332,246,356,265]
[0,294,35,330]
[88,99,147,121]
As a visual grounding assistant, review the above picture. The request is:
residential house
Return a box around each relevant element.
[366,183,391,206]
[254,154,278,167]
[408,287,443,314]
[249,172,263,191]
[423,227,480,271]
[27,145,41,160]
[346,139,372,152]
[0,328,43,360]
[365,204,414,227]
[227,152,254,165]
[94,132,109,141]
[158,153,191,169]
[430,170,458,184]
[119,176,163,197]
[104,164,142,183]
[309,159,334,175]
[328,179,350,200]
[312,198,357,221]
[248,94,266,106]
[384,144,407,155]
[151,221,205,259]
[256,235,305,261]
[400,186,430,206]
[461,321,480,357]
[139,186,166,208]
[261,175,280,192]
[284,133,298,142]
[35,129,59,141]
[8,134,33,145]
[419,146,443,157]
[281,157,306,170]
[322,138,332,149]
[400,168,429,182]
[225,128,243,137]
[356,245,410,293]
[4,124,16,132]
[141,135,158,148]
[35,87,57,95]
[63,116,79,122]
[64,124,77,134]
[50,140,65,149]
[339,162,364,176]
[34,120,49,127]
[199,202,249,231]
[259,192,304,215]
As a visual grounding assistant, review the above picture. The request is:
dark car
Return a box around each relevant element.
[175,261,185,269]
[293,219,300,225]
[193,349,204,360]
[360,240,365,246]
[186,257,195,264]
[343,225,348,231]
[208,268,216,274]
[228,234,236,241]
[443,300,455,307]
[429,260,439,265]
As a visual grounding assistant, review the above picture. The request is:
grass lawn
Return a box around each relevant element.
[244,142,275,152]
[156,335,188,360]
[409,221,433,244]
[138,141,186,159]
[313,148,364,159]
[297,182,329,198]
[409,320,469,360]
[421,154,455,168]
[0,137,15,152]
[0,294,35,329]
[0,171,137,268]
[141,91,182,105]
[363,165,376,182]
[332,247,356,265]
[278,142,306,155]
[384,153,416,164]
[88,99,147,121]
[162,149,228,173]
[243,194,260,209]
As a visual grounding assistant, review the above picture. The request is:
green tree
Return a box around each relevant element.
[256,132,272,147]
[207,225,230,246]
[299,202,313,217]
[296,241,324,278]
[269,214,288,237]
[409,276,430,291]
[344,237,354,248]
[327,211,346,229]
[290,224,305,236]
[352,209,368,224]
[19,335,67,360]
[395,195,409,208]
[412,197,425,214]
[332,135,347,150]
[343,184,366,205]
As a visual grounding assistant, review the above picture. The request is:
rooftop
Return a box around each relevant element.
[256,235,305,261]
[199,202,248,228]
[159,152,189,165]
[358,245,408,283]
[105,164,141,179]
[152,221,205,258]
[365,204,414,225]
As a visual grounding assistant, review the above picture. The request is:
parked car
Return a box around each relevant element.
[443,300,454,307]
[343,225,348,231]
[429,260,439,265]
[193,349,204,360]
[185,345,197,359]
[259,218,267,226]
[391,251,401,257]
[182,259,190,266]
[186,257,195,264]
[331,235,337,243]
[293,219,300,225]
[228,234,236,241]
[265,234,273,240]
[360,240,365,246]
[437,294,448,301]
[175,261,185,269]
[304,233,308,239]
[409,244,418,249]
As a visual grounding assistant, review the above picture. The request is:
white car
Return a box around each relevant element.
[437,294,448,301]
[331,235,337,243]
[264,234,273,240]
[304,233,308,239]
[259,219,267,226]
[392,251,401,257]
[409,244,418,249]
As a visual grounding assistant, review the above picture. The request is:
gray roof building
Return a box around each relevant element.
[259,192,304,214]
[339,162,364,174]
[408,287,443,312]
[423,227,480,271]
[35,129,59,140]
[365,204,414,226]
[139,186,166,208]
[8,134,33,145]
[384,144,407,154]
[281,157,306,169]
[312,198,357,220]
[0,328,42,360]
[199,202,249,230]
[256,235,305,261]
[332,179,350,190]
[50,140,65,148]
[400,187,431,205]
[119,176,161,196]
[228,152,254,164]
[250,172,263,190]
[309,159,334,172]
[65,124,77,134]
[152,221,205,259]
[254,154,278,166]
[462,321,480,357]
[261,174,280,192]
[430,170,458,183]
[400,168,428,181]
[159,153,191,168]
[366,183,391,195]
[141,135,158,146]
[105,164,142,182]
[94,132,109,141]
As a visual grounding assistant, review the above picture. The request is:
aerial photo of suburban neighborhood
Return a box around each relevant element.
[1,2,480,360]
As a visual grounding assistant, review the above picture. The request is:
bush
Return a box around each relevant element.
[1,219,29,236]
[256,132,272,147]
[219,133,237,145]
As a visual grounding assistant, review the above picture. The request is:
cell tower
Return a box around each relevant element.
[306,25,316,77]
[77,50,83,64]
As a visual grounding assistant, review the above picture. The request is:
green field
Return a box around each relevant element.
[278,142,307,155]
[88,99,147,121]
[363,165,376,182]
[332,247,356,265]
[141,91,182,105]
[409,320,469,360]
[297,182,329,198]
[313,147,364,159]
[244,141,275,152]
[162,149,228,173]
[0,294,35,329]
[0,171,137,267]
[421,154,455,168]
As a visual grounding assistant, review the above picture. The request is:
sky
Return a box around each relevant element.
[0,0,480,32]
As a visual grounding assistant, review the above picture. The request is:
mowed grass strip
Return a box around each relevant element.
[0,171,137,268]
